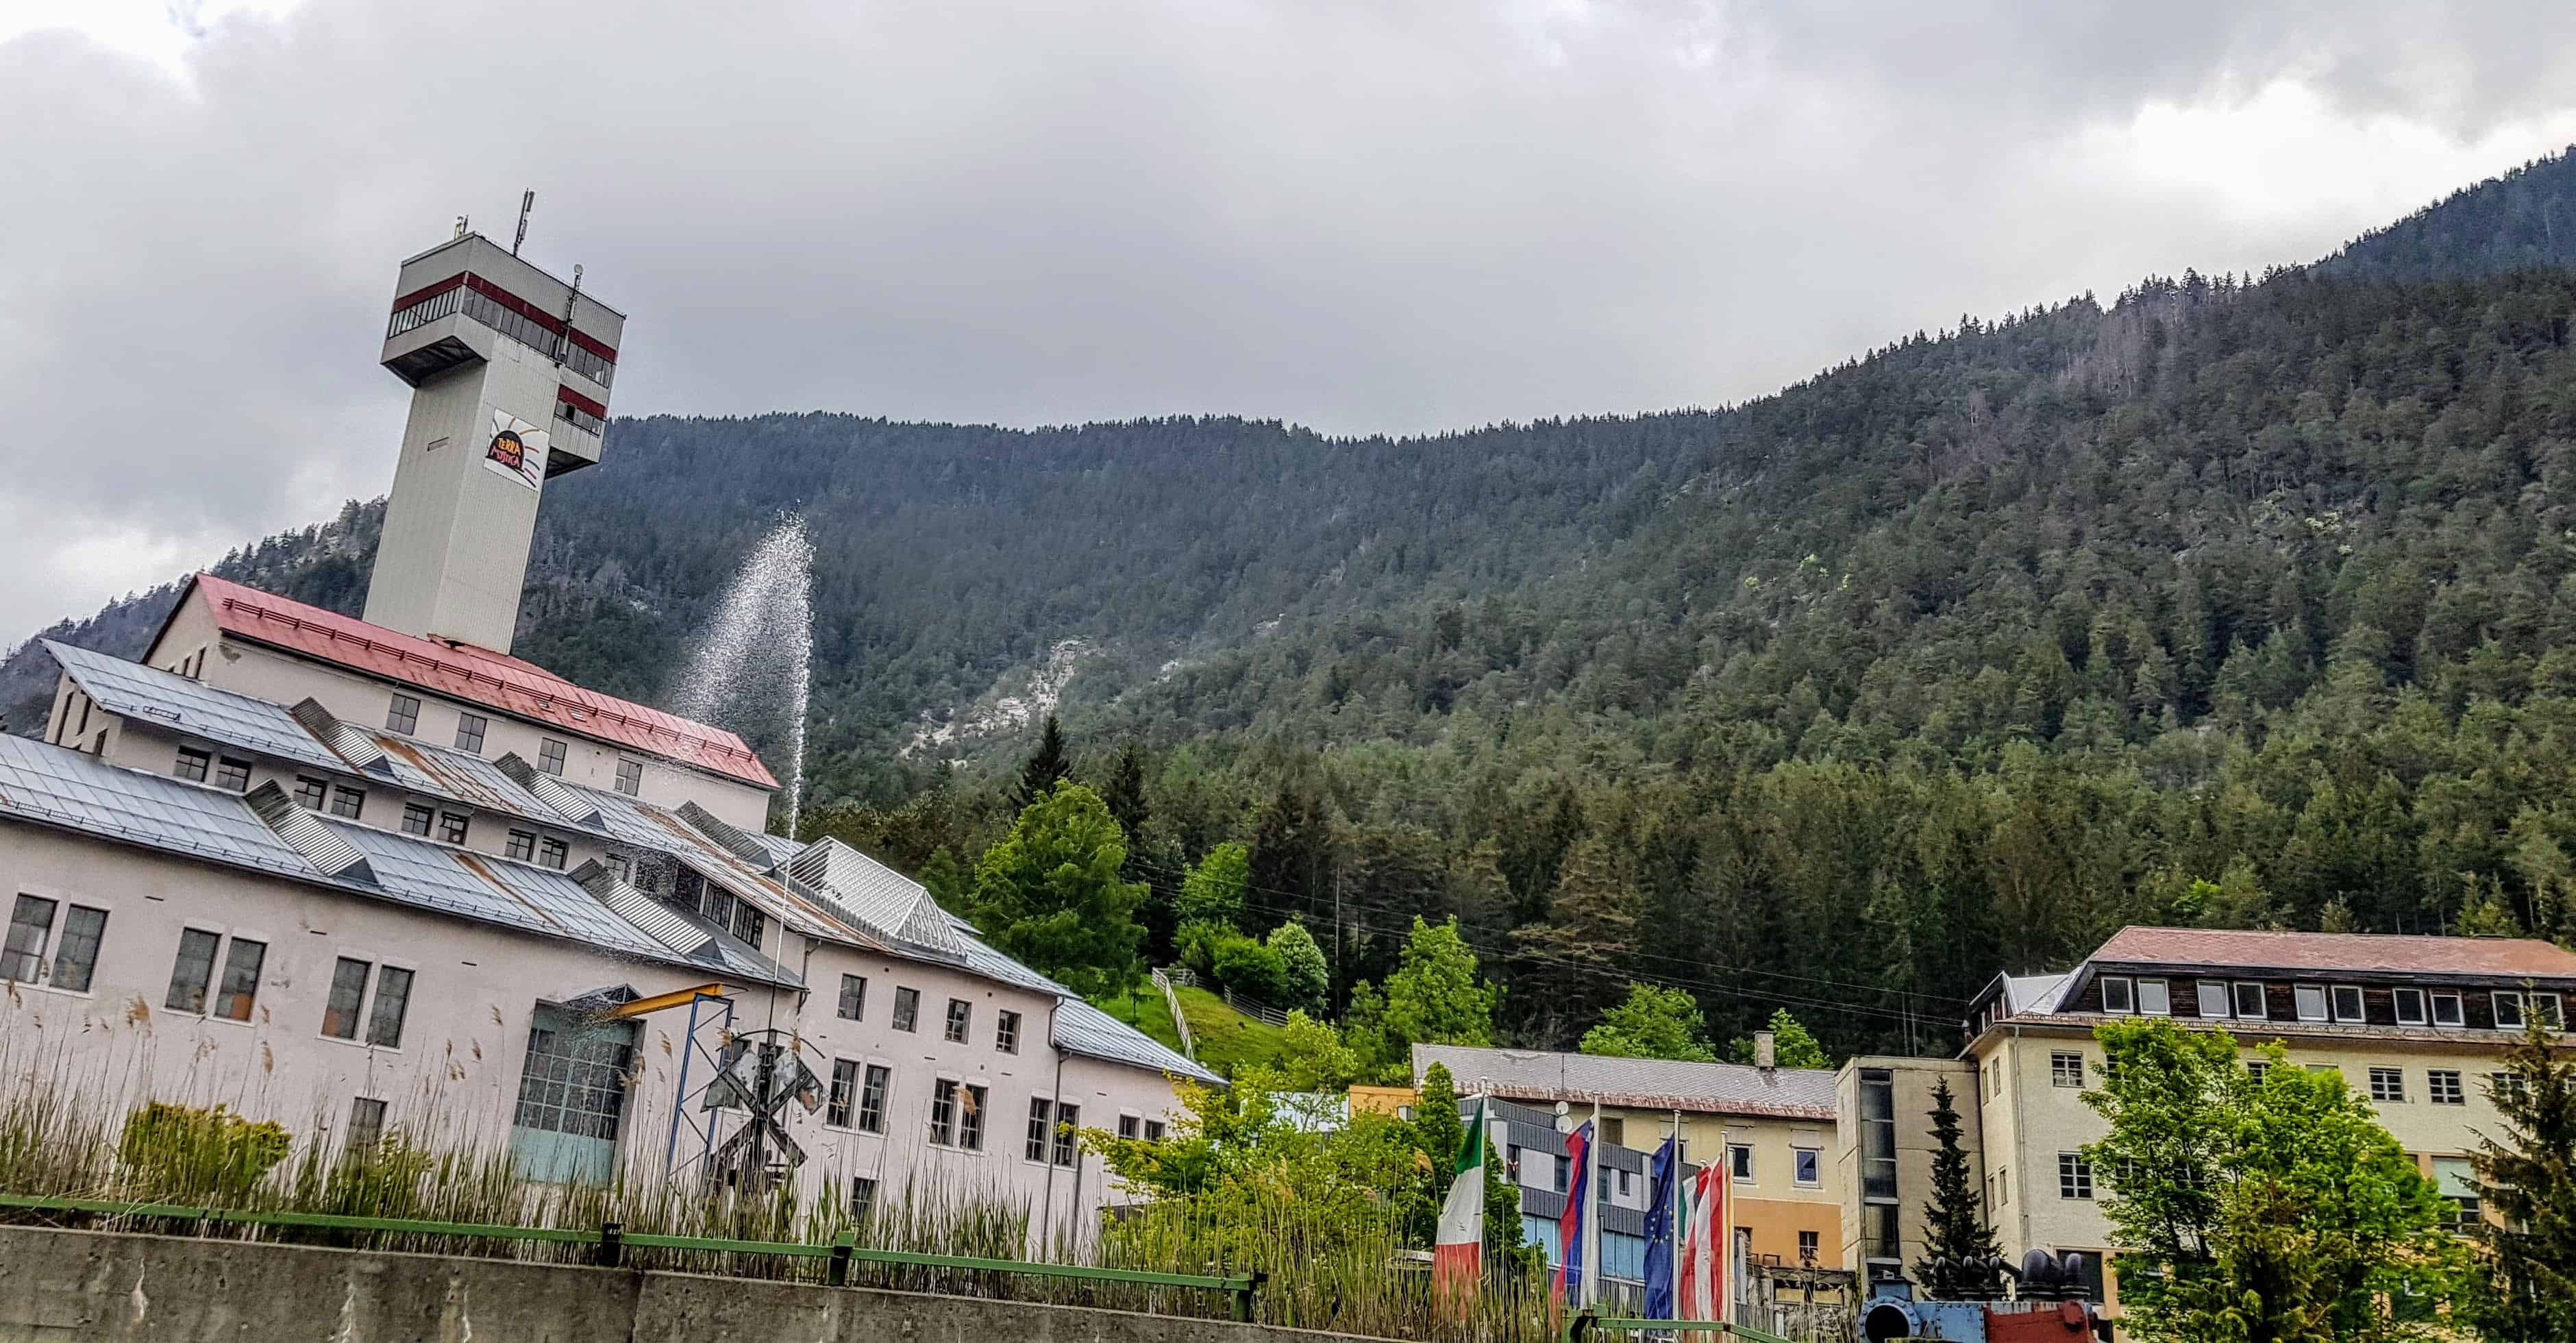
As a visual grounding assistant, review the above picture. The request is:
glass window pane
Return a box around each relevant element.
[454,715,486,754]
[367,966,413,1048]
[837,974,865,1020]
[2295,985,2328,1021]
[165,928,219,1013]
[321,957,370,1039]
[2331,985,2366,1022]
[2234,981,2268,1018]
[2394,988,2427,1024]
[214,938,266,1021]
[3,895,56,983]
[2138,979,2170,1015]
[2196,980,2230,1017]
[2099,977,2133,1013]
[51,905,106,992]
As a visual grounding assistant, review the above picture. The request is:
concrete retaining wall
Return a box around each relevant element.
[0,1227,1357,1343]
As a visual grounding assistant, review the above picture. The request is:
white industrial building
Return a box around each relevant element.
[0,227,1211,1229]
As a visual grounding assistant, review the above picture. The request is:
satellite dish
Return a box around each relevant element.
[1553,1100,1573,1134]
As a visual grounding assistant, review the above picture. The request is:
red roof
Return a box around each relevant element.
[185,574,778,790]
[2093,926,2576,979]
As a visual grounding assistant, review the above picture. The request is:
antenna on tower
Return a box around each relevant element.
[512,189,536,256]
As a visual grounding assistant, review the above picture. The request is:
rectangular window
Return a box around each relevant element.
[1794,1146,1821,1187]
[2432,991,2466,1026]
[347,1097,388,1155]
[2138,978,2171,1015]
[996,1009,1021,1053]
[165,928,219,1013]
[961,1084,987,1150]
[1052,1102,1080,1166]
[850,1176,877,1222]
[538,837,569,870]
[1729,1143,1754,1183]
[214,756,253,792]
[2495,991,2526,1030]
[2331,984,2366,1023]
[329,785,364,820]
[929,1079,958,1146]
[3,895,55,983]
[175,747,211,783]
[1028,1098,1054,1161]
[2394,987,2427,1025]
[1119,1114,1140,1139]
[1798,1230,1820,1261]
[2234,981,2269,1020]
[322,957,371,1039]
[506,830,536,862]
[615,759,643,796]
[2247,1060,2270,1085]
[438,812,470,844]
[1997,1166,2009,1205]
[386,693,421,735]
[1603,1116,1625,1147]
[368,966,412,1048]
[828,1059,857,1128]
[2196,979,2231,1018]
[2493,1072,2530,1106]
[2532,992,2565,1031]
[401,803,434,836]
[730,901,764,948]
[2098,976,2134,1013]
[1143,1119,1165,1142]
[2052,1052,2084,1087]
[2429,1070,2466,1105]
[214,937,266,1021]
[2058,1153,2094,1200]
[295,776,329,810]
[2368,1067,2405,1102]
[537,738,568,776]
[2294,983,2329,1022]
[1554,1153,1569,1194]
[858,1064,889,1133]
[50,904,106,992]
[893,987,919,1032]
[837,974,866,1021]
[702,884,735,931]
[945,998,971,1043]
[2433,1157,2482,1233]
[454,714,487,754]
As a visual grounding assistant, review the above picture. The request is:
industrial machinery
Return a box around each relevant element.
[1857,1251,2110,1342]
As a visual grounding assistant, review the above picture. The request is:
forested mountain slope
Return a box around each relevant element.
[14,149,2576,1056]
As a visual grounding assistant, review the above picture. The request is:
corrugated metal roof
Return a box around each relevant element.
[50,641,345,776]
[788,839,967,954]
[2092,926,2576,979]
[1412,1044,1837,1121]
[184,574,779,789]
[1053,996,1223,1085]
[0,733,314,878]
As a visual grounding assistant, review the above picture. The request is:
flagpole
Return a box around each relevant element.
[1670,1107,1684,1320]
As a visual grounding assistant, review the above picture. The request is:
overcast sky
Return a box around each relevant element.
[6,1,2576,645]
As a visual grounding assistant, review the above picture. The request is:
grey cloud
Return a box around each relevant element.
[3,0,2574,644]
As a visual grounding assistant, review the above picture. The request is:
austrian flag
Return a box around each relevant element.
[1434,1096,1489,1295]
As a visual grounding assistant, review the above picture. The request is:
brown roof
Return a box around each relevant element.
[2093,926,2576,979]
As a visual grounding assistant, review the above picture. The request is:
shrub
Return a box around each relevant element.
[118,1102,291,1203]
[1211,935,1287,1002]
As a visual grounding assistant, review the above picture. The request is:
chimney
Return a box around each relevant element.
[1755,1031,1777,1071]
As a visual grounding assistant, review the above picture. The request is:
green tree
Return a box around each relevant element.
[1274,1011,1363,1093]
[968,781,1145,996]
[1178,841,1252,927]
[1580,983,1716,1062]
[2462,1016,2576,1342]
[2083,1020,2459,1342]
[1726,1009,1833,1069]
[1346,917,1496,1082]
[1267,920,1330,1015]
[1914,1078,2000,1290]
[1011,713,1072,812]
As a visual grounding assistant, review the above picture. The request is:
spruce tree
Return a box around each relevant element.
[1011,714,1072,812]
[1914,1078,2000,1295]
[2464,1016,2576,1342]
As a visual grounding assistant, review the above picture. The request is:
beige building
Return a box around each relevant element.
[1831,1055,1978,1284]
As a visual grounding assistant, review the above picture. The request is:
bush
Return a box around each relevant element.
[1175,918,1233,978]
[118,1102,291,1203]
[1211,935,1287,1002]
[1266,921,1329,1015]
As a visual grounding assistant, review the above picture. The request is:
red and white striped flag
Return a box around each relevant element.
[1677,1162,1727,1318]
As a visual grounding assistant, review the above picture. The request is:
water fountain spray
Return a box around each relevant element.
[671,515,815,839]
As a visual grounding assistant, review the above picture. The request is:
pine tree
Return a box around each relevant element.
[2464,1017,2576,1342]
[1914,1078,2000,1296]
[1011,714,1072,812]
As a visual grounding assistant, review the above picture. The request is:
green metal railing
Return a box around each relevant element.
[0,1193,1265,1322]
[1563,1311,1797,1343]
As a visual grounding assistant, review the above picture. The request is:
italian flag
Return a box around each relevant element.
[1434,1096,1488,1297]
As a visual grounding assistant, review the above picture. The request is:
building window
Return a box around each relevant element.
[2368,1067,2405,1102]
[2494,991,2526,1030]
[2394,987,2427,1025]
[214,756,253,792]
[2052,1052,2084,1087]
[850,1176,878,1223]
[945,998,971,1043]
[454,713,487,754]
[369,966,412,1047]
[2533,993,2565,1031]
[837,974,865,1021]
[322,957,371,1039]
[1798,1230,1820,1262]
[2294,983,2329,1022]
[858,1064,890,1132]
[929,1079,958,1146]
[1997,1166,2009,1205]
[1862,1202,1899,1265]
[1143,1119,1165,1142]
[386,694,421,735]
[1794,1146,1821,1187]
[827,1059,858,1127]
[165,928,220,1013]
[2247,1060,2270,1085]
[615,759,643,796]
[2428,1070,2466,1105]
[1027,1098,1055,1161]
[2,895,55,983]
[893,987,919,1032]
[401,803,434,837]
[1554,1153,1569,1194]
[2493,1072,2531,1106]
[2431,992,2466,1027]
[1119,1114,1141,1139]
[346,1096,388,1155]
[295,776,330,809]
[996,1009,1021,1053]
[438,811,470,844]
[537,738,568,776]
[606,853,630,882]
[538,837,569,870]
[1052,1102,1080,1166]
[2330,985,2366,1023]
[506,830,536,861]
[2058,1153,2094,1200]
[1602,1116,1625,1147]
[329,785,364,820]
[47,904,107,993]
[2138,978,2171,1015]
[1617,1168,1632,1197]
[2233,981,2268,1020]
[213,937,267,1021]
[175,747,211,783]
[2099,976,2134,1013]
[2433,1157,2481,1233]
[961,1083,987,1150]
[2195,979,2230,1018]
[1729,1143,1754,1183]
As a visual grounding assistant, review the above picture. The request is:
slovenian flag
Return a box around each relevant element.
[1435,1096,1489,1297]
[1553,1119,1594,1304]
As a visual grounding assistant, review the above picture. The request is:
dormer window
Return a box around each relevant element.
[2137,978,2171,1016]
[2099,977,2135,1014]
[2496,991,2525,1030]
[2331,985,2366,1023]
[2294,984,2329,1022]
[2196,980,2231,1018]
[2497,991,2566,1031]
[2393,987,2427,1026]
[2431,992,2465,1027]
[2233,981,2268,1020]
